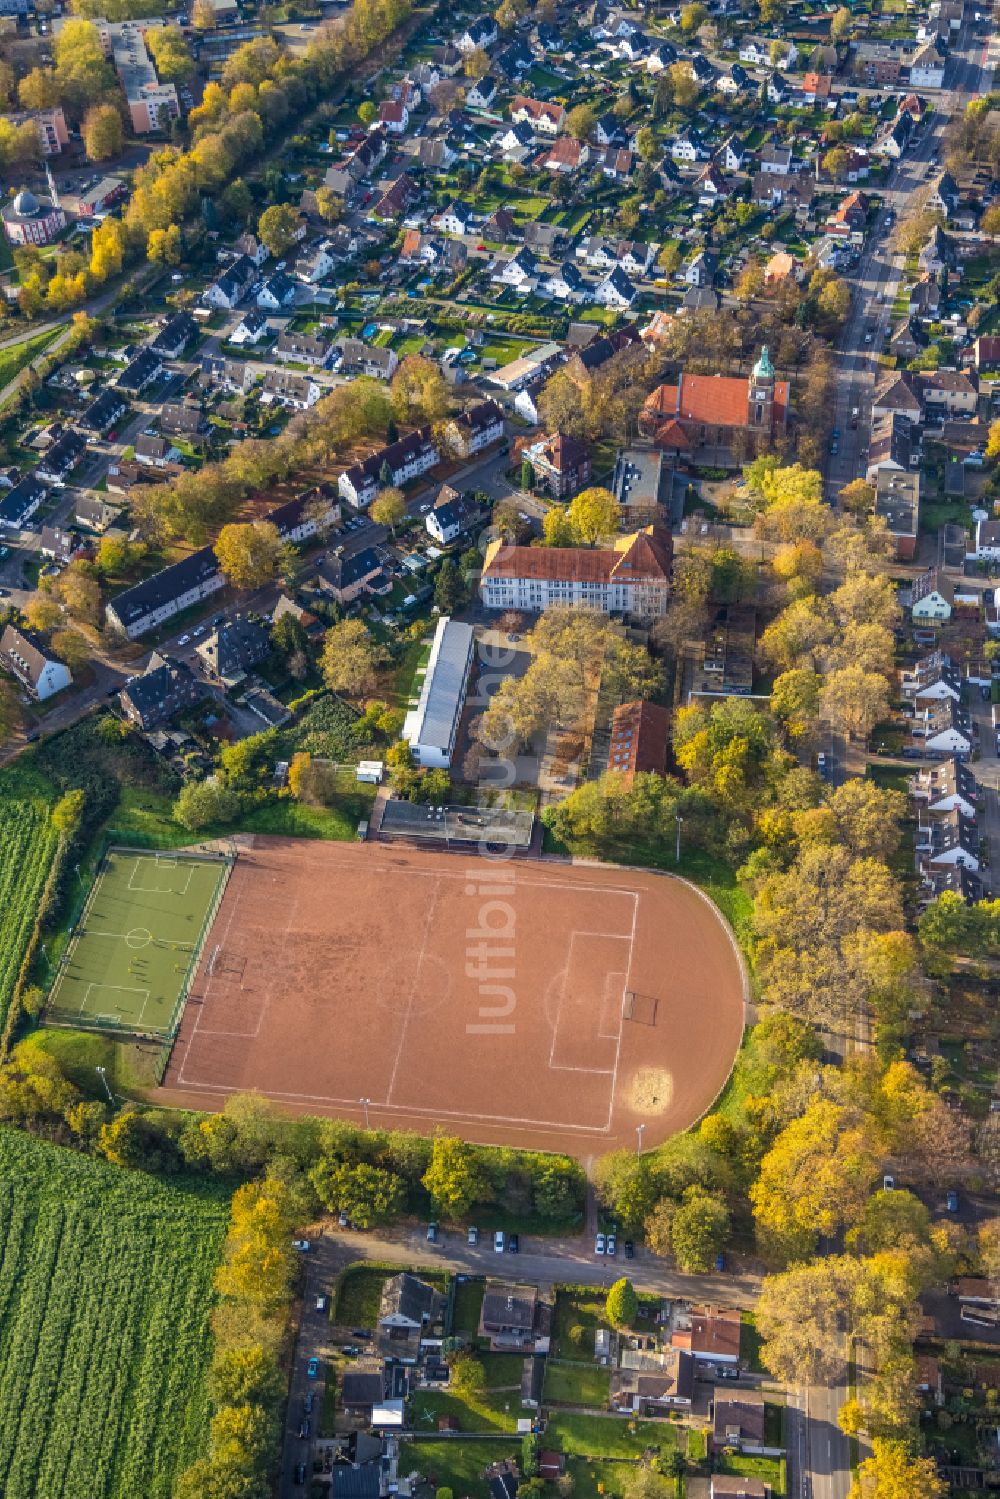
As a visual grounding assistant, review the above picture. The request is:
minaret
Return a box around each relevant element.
[45,161,60,211]
[747,344,776,434]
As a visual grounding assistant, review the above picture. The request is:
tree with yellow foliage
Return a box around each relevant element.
[850,1439,946,1499]
[750,1098,878,1259]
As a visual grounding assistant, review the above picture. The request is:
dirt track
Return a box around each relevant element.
[160,838,747,1155]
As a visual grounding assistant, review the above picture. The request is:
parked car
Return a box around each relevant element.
[947,1189,959,1213]
[508,1233,519,1254]
[468,1226,479,1246]
[595,1233,606,1255]
[883,1174,896,1191]
[292,1239,311,1252]
[303,1392,314,1414]
[624,1240,634,1260]
[315,1295,328,1313]
[307,1357,319,1379]
[426,1221,438,1243]
[339,1211,349,1228]
[494,1230,505,1253]
[295,1463,307,1485]
[606,1233,617,1257]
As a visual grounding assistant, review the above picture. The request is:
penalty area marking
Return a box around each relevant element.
[80,982,151,1026]
[127,857,194,897]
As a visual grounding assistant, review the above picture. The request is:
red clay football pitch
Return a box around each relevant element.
[162,838,747,1154]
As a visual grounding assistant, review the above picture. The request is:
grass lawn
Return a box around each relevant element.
[334,1264,395,1326]
[543,1360,611,1407]
[546,1412,680,1459]
[716,1453,787,1497]
[453,1277,485,1337]
[408,1387,522,1433]
[567,1457,631,1499]
[0,326,62,393]
[482,1354,525,1389]
[398,1438,521,1497]
[740,1311,765,1373]
[553,1289,611,1357]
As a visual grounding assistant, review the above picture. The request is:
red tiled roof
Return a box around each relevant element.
[608,700,670,782]
[483,526,672,585]
[653,418,690,449]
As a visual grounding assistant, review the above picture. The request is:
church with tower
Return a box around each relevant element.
[639,347,791,469]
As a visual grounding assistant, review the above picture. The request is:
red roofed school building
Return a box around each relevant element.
[480,525,672,619]
[640,346,789,468]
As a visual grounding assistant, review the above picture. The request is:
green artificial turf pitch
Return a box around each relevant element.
[46,849,229,1036]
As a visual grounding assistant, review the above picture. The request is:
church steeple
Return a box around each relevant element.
[747,346,775,433]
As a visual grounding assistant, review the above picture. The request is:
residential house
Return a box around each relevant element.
[710,1479,770,1499]
[119,653,203,729]
[540,137,591,173]
[467,74,499,110]
[105,546,226,639]
[928,171,960,218]
[520,430,592,499]
[0,624,71,701]
[457,15,498,52]
[612,1347,694,1412]
[543,259,590,301]
[713,1390,765,1452]
[257,272,297,311]
[436,201,475,237]
[684,250,717,287]
[230,309,270,345]
[717,135,745,172]
[910,757,977,819]
[909,276,942,321]
[74,493,121,532]
[922,369,978,417]
[911,569,955,622]
[79,387,128,436]
[196,615,271,684]
[760,143,793,175]
[495,246,538,289]
[444,400,504,458]
[36,429,87,486]
[601,145,635,181]
[874,468,920,560]
[673,1306,742,1365]
[378,99,409,134]
[872,370,922,423]
[478,1281,551,1352]
[338,340,399,381]
[116,348,162,396]
[150,311,198,361]
[876,114,912,160]
[0,476,44,530]
[316,545,384,604]
[480,525,672,618]
[511,96,565,135]
[425,485,485,544]
[671,129,706,161]
[40,526,84,566]
[274,330,331,367]
[199,356,254,396]
[919,224,955,276]
[910,41,946,88]
[135,433,180,468]
[919,698,973,757]
[377,1272,445,1356]
[260,370,321,410]
[595,267,637,309]
[202,254,257,310]
[338,427,439,508]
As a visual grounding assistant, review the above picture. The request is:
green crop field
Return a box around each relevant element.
[0,799,59,1034]
[46,849,230,1036]
[0,1128,227,1499]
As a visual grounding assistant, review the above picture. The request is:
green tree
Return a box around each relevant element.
[257,203,299,258]
[308,1159,405,1228]
[82,103,124,161]
[566,104,597,141]
[358,100,378,125]
[422,1136,488,1217]
[320,619,385,697]
[174,778,241,831]
[370,486,406,535]
[567,487,621,546]
[593,1151,656,1231]
[448,1353,486,1397]
[208,1345,284,1410]
[434,558,469,614]
[605,1277,639,1329]
[670,1187,729,1273]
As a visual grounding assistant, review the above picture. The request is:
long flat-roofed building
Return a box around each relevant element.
[875,468,920,560]
[402,615,475,768]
